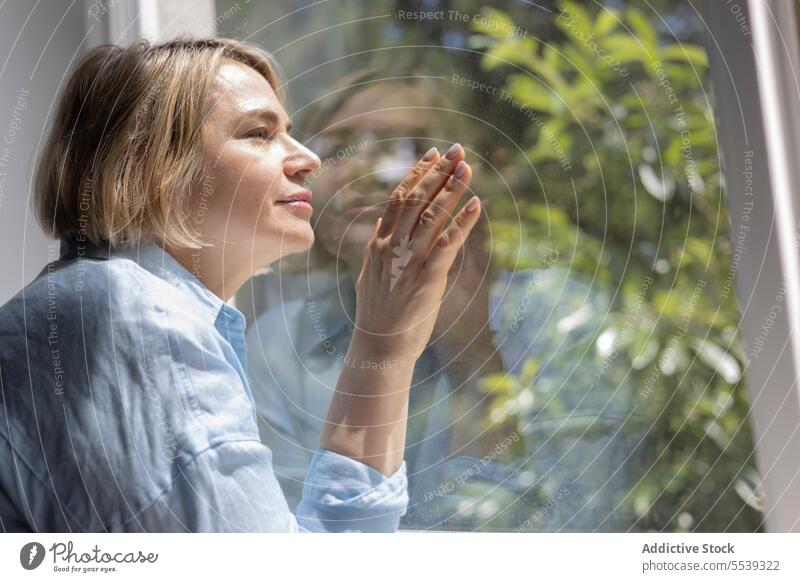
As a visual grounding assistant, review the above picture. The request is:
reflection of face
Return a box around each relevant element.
[193,60,321,265]
[308,85,446,271]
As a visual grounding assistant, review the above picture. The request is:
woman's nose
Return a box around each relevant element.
[285,137,322,178]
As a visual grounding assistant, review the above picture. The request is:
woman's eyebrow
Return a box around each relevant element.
[241,108,292,133]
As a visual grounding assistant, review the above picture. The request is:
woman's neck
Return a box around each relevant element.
[166,242,259,302]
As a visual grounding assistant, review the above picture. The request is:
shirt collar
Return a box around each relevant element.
[59,238,242,327]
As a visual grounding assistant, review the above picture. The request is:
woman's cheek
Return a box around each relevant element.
[238,164,278,210]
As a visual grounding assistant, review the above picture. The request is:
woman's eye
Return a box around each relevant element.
[248,128,273,140]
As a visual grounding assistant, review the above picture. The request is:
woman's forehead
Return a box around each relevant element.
[210,59,286,120]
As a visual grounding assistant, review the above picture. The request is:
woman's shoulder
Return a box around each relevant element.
[0,253,197,419]
[0,256,191,530]
[0,253,190,335]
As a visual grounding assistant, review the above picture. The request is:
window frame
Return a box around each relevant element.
[698,0,800,532]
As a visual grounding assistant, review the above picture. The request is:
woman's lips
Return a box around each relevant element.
[276,189,313,214]
[276,200,313,214]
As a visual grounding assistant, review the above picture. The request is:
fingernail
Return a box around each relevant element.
[465,196,480,212]
[445,143,462,160]
[422,146,438,161]
[454,160,467,178]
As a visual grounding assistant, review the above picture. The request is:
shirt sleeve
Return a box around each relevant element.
[131,440,408,533]
[296,448,409,532]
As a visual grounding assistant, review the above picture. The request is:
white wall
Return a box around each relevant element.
[0,1,92,304]
[0,0,217,305]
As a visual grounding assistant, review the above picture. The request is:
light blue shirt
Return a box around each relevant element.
[0,240,408,532]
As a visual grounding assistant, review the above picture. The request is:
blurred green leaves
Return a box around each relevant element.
[470,0,761,532]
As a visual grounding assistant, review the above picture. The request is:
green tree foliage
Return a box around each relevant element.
[469,1,762,532]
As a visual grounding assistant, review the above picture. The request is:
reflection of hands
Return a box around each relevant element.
[352,144,482,360]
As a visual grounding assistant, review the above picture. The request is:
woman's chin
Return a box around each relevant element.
[279,224,315,255]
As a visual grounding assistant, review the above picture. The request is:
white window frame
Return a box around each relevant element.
[84,0,216,46]
[699,0,800,532]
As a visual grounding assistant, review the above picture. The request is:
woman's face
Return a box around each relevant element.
[193,59,321,265]
[308,85,444,271]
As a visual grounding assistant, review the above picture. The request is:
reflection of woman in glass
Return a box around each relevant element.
[244,70,515,528]
[0,39,482,532]
[304,71,512,466]
[246,68,648,531]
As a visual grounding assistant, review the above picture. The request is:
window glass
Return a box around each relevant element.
[221,0,763,531]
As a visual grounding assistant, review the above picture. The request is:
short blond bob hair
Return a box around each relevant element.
[34,37,283,248]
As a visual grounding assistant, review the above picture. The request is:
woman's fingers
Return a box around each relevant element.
[389,143,465,248]
[412,160,472,260]
[423,195,482,275]
[377,146,440,238]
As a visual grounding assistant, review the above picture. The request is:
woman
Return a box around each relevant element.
[0,38,480,532]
